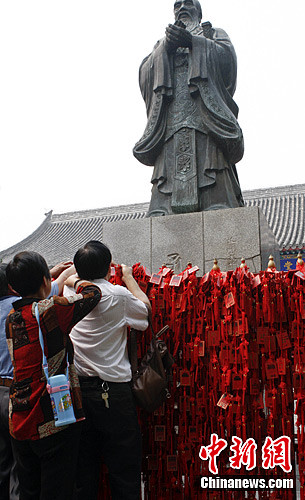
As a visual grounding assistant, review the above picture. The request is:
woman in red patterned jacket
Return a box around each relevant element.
[5,251,101,500]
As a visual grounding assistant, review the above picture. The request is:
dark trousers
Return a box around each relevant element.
[0,386,19,500]
[75,377,142,500]
[11,422,82,500]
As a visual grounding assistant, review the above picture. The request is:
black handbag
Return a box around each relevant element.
[129,322,174,413]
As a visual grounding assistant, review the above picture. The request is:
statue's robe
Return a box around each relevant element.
[133,24,244,216]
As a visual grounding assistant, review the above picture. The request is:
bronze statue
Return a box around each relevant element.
[133,0,244,216]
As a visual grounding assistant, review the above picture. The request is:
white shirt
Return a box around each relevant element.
[64,279,148,382]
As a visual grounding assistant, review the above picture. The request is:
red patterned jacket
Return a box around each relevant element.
[6,282,101,441]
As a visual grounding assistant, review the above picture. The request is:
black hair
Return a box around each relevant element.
[6,251,51,297]
[0,263,9,297]
[74,240,112,280]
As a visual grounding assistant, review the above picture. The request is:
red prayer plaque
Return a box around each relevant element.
[148,455,158,470]
[257,326,266,344]
[265,360,278,380]
[232,374,243,390]
[276,331,292,350]
[250,378,260,395]
[233,319,243,336]
[256,393,264,409]
[149,274,162,285]
[189,426,198,441]
[225,292,235,308]
[277,357,286,375]
[167,455,178,472]
[293,372,305,390]
[248,352,259,370]
[296,271,305,280]
[224,370,232,387]
[217,392,233,410]
[198,341,205,357]
[169,275,182,287]
[252,275,261,287]
[162,267,172,277]
[182,270,189,281]
[207,329,220,347]
[196,392,204,407]
[265,390,274,408]
[202,272,210,283]
[154,403,165,416]
[182,444,192,462]
[229,347,242,365]
[154,425,166,441]
[188,266,199,274]
[180,369,191,386]
[264,335,277,353]
[291,321,298,339]
[232,399,241,414]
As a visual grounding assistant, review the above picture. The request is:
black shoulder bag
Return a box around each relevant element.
[129,322,174,413]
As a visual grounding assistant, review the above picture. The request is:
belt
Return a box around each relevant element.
[0,377,12,388]
[78,376,131,387]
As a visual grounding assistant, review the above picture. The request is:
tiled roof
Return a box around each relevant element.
[0,206,148,265]
[243,184,305,250]
[1,184,304,265]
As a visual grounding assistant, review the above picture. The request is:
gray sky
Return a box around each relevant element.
[0,0,304,251]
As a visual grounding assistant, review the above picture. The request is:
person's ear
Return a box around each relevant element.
[105,264,112,281]
[8,283,19,297]
[42,276,52,297]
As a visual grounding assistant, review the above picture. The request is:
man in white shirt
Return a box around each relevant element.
[64,240,150,500]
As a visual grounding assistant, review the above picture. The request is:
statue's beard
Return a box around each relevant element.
[177,12,199,30]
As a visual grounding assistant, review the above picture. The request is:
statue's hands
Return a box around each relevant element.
[165,24,192,52]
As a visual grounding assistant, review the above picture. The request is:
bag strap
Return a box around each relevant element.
[129,319,170,376]
[34,303,69,383]
[35,304,50,383]
[148,318,169,338]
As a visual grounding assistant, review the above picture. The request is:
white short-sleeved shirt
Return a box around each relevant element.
[64,279,148,382]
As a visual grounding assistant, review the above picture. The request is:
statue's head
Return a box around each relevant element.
[174,0,202,25]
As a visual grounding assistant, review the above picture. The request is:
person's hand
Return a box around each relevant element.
[165,24,192,51]
[64,273,80,289]
[121,264,133,281]
[50,261,73,280]
[61,264,76,279]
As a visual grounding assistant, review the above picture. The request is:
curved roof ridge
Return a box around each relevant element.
[0,211,52,257]
[52,203,149,223]
[243,183,305,199]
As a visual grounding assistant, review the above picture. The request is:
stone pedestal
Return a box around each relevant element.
[103,207,280,275]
